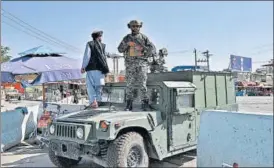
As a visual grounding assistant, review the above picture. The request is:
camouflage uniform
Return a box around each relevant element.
[118,20,156,111]
[150,48,168,73]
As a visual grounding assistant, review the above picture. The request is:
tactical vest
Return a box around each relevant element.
[124,33,147,57]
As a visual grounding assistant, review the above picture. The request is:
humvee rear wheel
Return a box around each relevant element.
[48,143,82,168]
[107,132,149,167]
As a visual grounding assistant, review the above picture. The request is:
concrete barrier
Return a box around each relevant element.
[1,108,25,152]
[22,105,40,140]
[197,110,273,167]
[1,102,85,152]
[1,105,43,152]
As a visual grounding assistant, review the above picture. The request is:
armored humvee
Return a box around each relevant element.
[47,71,238,167]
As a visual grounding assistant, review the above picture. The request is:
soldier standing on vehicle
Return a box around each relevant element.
[118,20,156,111]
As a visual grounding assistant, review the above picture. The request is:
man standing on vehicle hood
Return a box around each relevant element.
[118,20,156,111]
[81,30,109,108]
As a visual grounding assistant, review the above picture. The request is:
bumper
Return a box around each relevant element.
[50,139,108,167]
[51,139,81,160]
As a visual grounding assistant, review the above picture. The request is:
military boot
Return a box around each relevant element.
[141,99,150,111]
[124,99,133,111]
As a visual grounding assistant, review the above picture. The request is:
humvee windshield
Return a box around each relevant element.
[101,87,125,103]
[101,86,161,108]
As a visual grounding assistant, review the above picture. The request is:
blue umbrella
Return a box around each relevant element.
[18,45,65,56]
[2,45,84,109]
[1,61,37,75]
[1,45,83,85]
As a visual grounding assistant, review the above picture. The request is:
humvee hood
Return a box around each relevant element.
[56,107,159,123]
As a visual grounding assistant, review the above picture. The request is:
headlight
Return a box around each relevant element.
[99,120,110,132]
[76,127,84,139]
[49,125,55,134]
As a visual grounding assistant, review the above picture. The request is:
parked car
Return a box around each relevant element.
[5,89,23,101]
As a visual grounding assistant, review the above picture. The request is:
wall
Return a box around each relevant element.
[197,110,273,167]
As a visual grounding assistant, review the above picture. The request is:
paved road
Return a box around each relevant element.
[1,96,273,167]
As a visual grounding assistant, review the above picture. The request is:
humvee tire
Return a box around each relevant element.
[48,143,82,168]
[107,132,149,167]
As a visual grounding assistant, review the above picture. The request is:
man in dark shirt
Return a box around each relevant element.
[81,30,109,108]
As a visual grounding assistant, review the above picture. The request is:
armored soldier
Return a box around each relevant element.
[150,48,168,73]
[118,20,156,111]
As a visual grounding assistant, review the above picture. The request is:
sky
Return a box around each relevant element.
[1,1,273,72]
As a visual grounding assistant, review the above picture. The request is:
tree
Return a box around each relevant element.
[1,46,12,63]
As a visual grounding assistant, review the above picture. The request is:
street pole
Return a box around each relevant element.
[206,50,210,71]
[107,53,123,82]
[203,50,212,71]
[202,50,212,71]
[194,48,197,71]
[113,58,116,82]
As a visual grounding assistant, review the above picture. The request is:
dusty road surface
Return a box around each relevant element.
[1,100,41,112]
[236,96,273,114]
[1,96,273,167]
[1,144,196,167]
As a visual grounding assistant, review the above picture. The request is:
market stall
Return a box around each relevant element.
[235,81,273,96]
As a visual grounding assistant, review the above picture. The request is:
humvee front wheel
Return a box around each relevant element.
[48,143,82,168]
[107,132,149,167]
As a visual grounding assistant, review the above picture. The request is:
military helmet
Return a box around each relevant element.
[159,48,168,56]
[127,20,143,28]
